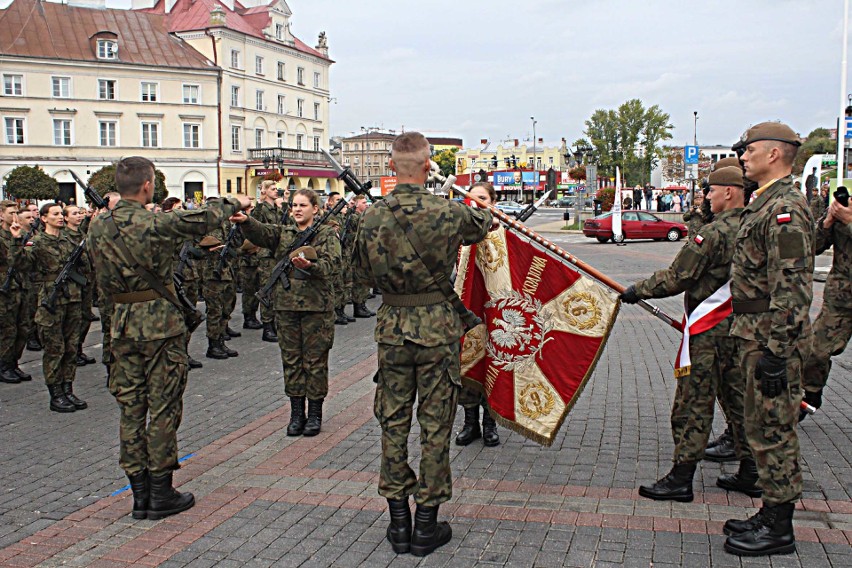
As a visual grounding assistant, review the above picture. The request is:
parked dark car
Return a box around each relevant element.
[582,211,686,243]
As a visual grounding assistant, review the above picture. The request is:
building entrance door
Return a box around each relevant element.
[58,182,76,205]
[184,181,203,204]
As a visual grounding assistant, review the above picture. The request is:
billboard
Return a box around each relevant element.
[522,171,537,185]
[380,176,398,195]
[493,172,517,186]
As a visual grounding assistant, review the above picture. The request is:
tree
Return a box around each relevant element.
[794,128,835,174]
[4,165,58,200]
[596,187,615,212]
[583,99,673,187]
[88,164,168,204]
[432,147,459,178]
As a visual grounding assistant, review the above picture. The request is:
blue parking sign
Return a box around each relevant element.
[684,145,699,164]
[845,117,852,139]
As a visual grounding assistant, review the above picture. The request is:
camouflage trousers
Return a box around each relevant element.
[375,341,460,507]
[738,338,804,505]
[275,310,334,400]
[337,259,352,310]
[348,262,370,304]
[204,279,236,340]
[109,334,188,476]
[35,302,82,386]
[241,263,260,318]
[802,302,852,394]
[671,334,750,463]
[0,287,24,366]
[78,283,94,351]
[257,259,276,325]
[100,297,114,366]
[18,286,36,360]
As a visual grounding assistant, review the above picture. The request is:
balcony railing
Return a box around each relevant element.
[248,147,327,166]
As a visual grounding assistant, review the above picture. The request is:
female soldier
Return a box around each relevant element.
[231,189,340,436]
[62,205,96,367]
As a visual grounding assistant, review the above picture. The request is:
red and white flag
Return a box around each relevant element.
[673,281,733,378]
[455,226,620,446]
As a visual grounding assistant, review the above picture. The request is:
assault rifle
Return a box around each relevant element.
[41,238,87,314]
[174,241,203,287]
[515,191,551,223]
[213,224,240,280]
[338,207,357,249]
[69,170,110,211]
[256,150,370,308]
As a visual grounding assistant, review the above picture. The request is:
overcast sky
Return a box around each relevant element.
[17,0,852,148]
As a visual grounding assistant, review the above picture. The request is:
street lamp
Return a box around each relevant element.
[531,116,537,203]
[691,111,699,202]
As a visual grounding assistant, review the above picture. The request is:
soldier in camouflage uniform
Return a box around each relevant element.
[87,157,251,520]
[61,205,97,367]
[622,167,755,502]
[809,185,828,221]
[722,123,813,557]
[251,181,286,342]
[240,203,263,331]
[95,192,121,378]
[353,132,493,557]
[324,193,349,326]
[349,196,373,308]
[24,203,43,352]
[199,222,240,359]
[0,202,31,384]
[236,188,340,438]
[801,193,851,419]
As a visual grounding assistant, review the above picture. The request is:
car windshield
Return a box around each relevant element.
[594,212,613,220]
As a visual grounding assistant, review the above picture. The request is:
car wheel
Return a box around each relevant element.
[666,229,681,242]
[596,236,609,243]
[613,233,625,244]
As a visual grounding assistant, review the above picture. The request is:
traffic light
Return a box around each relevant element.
[491,157,498,168]
[479,169,487,181]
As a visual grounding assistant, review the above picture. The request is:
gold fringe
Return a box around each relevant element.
[674,365,691,378]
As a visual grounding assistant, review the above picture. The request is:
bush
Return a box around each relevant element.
[596,187,615,212]
[4,165,58,200]
[88,164,168,204]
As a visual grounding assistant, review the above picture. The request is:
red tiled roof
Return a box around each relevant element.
[0,0,214,69]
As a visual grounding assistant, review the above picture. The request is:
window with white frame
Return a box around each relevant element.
[296,133,304,150]
[297,67,304,85]
[313,102,320,121]
[230,49,241,69]
[3,74,23,96]
[99,121,117,147]
[255,56,264,75]
[275,23,284,40]
[277,61,285,81]
[254,128,264,148]
[256,90,264,111]
[97,39,118,60]
[98,79,116,100]
[231,125,241,152]
[53,119,72,146]
[183,123,200,148]
[313,136,320,152]
[230,85,240,108]
[141,82,158,102]
[52,76,70,98]
[297,99,304,117]
[141,122,159,148]
[182,84,200,104]
[277,95,286,115]
[4,117,24,144]
[314,72,320,88]
[276,131,286,147]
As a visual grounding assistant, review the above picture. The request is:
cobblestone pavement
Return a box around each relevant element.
[0,234,849,567]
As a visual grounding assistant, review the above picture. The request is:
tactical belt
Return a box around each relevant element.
[732,299,771,313]
[382,291,445,307]
[113,283,176,305]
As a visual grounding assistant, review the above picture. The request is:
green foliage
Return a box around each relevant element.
[88,164,168,203]
[583,99,673,187]
[4,165,58,200]
[596,187,615,212]
[794,130,835,174]
[432,147,459,177]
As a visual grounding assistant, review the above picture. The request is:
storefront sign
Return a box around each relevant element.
[380,176,398,195]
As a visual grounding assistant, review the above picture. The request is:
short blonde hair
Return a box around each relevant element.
[391,132,430,177]
[261,180,277,192]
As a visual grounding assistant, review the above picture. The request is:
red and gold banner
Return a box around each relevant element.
[455,226,620,446]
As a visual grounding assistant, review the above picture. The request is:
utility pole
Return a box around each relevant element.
[531,116,537,203]
[837,0,849,192]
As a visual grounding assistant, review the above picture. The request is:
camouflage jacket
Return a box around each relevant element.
[730,176,814,358]
[29,230,83,305]
[0,228,25,292]
[240,217,339,312]
[809,195,827,222]
[86,197,242,341]
[200,223,236,282]
[635,207,742,337]
[61,226,93,278]
[251,201,281,259]
[815,214,851,309]
[353,183,493,347]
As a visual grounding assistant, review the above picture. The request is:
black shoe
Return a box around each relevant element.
[455,406,481,446]
[353,303,375,318]
[799,389,822,422]
[188,356,203,369]
[226,325,241,338]
[724,508,766,536]
[147,471,195,520]
[638,462,696,502]
[87,312,100,322]
[705,429,737,462]
[481,408,500,447]
[48,384,76,413]
[717,458,762,498]
[26,337,42,352]
[410,504,452,557]
[0,363,21,384]
[12,367,32,381]
[724,503,796,557]
[334,308,349,325]
[262,323,278,343]
[387,498,412,554]
[367,292,377,299]
[218,337,238,357]
[205,338,229,360]
[62,382,88,410]
[77,350,96,365]
[303,398,323,437]
[127,470,149,520]
[287,396,306,436]
[242,316,263,330]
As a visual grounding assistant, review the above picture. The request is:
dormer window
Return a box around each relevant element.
[97,39,118,60]
[275,24,284,40]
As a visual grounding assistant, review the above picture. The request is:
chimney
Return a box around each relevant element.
[210,5,226,26]
[538,137,543,144]
[514,139,519,147]
[480,138,488,145]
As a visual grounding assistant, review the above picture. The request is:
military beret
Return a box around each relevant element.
[289,246,317,261]
[733,121,801,151]
[239,239,260,254]
[708,166,744,188]
[198,235,222,247]
[711,157,743,172]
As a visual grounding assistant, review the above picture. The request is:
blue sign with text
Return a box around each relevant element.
[493,172,518,185]
[684,145,699,165]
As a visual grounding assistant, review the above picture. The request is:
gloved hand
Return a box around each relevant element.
[620,285,640,304]
[799,389,823,423]
[755,351,787,397]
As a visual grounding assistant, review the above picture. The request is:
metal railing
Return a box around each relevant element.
[248,147,327,166]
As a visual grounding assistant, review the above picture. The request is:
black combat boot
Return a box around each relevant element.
[724,508,766,536]
[455,406,481,446]
[353,302,375,318]
[386,498,412,554]
[206,338,229,360]
[287,396,306,436]
[334,308,349,325]
[799,389,822,422]
[147,471,195,520]
[705,427,737,462]
[188,356,203,369]
[87,311,100,322]
[26,335,42,351]
[48,384,76,413]
[303,398,324,437]
[717,458,762,498]
[344,307,355,322]
[638,462,696,502]
[242,315,263,330]
[12,366,32,381]
[127,470,149,520]
[226,325,241,338]
[76,347,96,366]
[481,408,500,447]
[724,502,796,557]
[0,362,21,384]
[262,322,278,343]
[410,504,452,557]
[218,337,238,357]
[62,382,88,410]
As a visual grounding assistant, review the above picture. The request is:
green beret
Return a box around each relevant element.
[708,166,744,188]
[733,121,801,151]
[711,157,743,172]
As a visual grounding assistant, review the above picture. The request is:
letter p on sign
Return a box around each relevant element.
[684,145,699,165]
